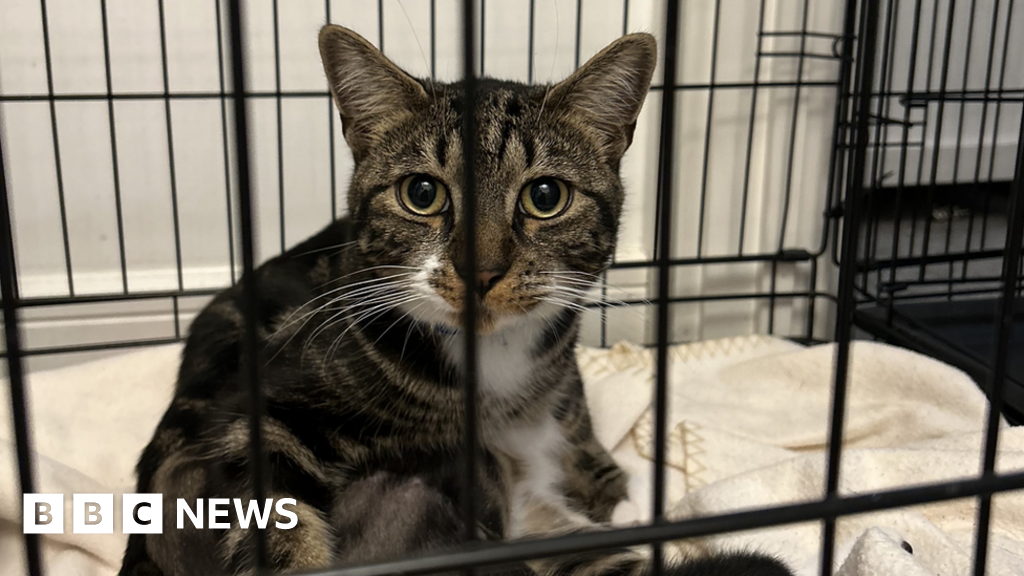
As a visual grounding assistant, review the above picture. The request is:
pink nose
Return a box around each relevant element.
[476,270,505,296]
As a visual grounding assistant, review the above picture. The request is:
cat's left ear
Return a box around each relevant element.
[548,33,657,158]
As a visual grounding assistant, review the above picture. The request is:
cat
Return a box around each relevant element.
[118,24,793,576]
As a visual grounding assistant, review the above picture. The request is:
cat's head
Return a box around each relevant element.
[319,25,656,334]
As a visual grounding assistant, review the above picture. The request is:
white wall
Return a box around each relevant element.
[4,0,1010,368]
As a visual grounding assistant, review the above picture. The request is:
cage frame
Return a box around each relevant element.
[1,1,1023,576]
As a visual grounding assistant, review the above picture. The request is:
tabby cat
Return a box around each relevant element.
[118,24,793,576]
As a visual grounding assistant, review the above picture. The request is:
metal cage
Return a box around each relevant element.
[849,0,1024,424]
[1,1,1023,575]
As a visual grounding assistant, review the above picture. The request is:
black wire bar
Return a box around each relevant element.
[215,0,238,284]
[821,0,881,573]
[35,0,74,298]
[960,0,1011,282]
[290,469,1024,576]
[0,81,844,103]
[767,0,812,334]
[947,0,985,285]
[651,2,681,574]
[156,0,186,295]
[227,0,269,568]
[971,88,1024,576]
[0,249,817,306]
[0,96,44,576]
[862,0,899,299]
[459,0,481,560]
[0,292,840,360]
[883,0,925,319]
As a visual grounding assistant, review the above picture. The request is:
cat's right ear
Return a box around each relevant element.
[319,25,428,160]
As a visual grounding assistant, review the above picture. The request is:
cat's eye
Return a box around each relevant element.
[398,175,449,216]
[519,178,570,219]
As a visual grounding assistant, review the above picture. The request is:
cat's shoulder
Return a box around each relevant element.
[176,218,354,393]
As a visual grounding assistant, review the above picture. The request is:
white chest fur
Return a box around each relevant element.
[438,316,547,398]
[489,414,576,538]
[440,318,602,538]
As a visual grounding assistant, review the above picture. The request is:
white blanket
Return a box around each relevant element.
[1,336,1022,575]
[583,337,1024,576]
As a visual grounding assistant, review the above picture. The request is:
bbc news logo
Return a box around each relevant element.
[23,494,298,534]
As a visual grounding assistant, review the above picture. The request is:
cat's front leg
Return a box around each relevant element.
[502,415,793,576]
[132,451,336,576]
[554,378,629,523]
[218,496,336,574]
[560,433,629,524]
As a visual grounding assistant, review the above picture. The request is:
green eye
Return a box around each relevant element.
[398,175,448,216]
[520,178,570,218]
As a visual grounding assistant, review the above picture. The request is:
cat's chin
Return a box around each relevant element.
[400,298,567,337]
[413,309,519,337]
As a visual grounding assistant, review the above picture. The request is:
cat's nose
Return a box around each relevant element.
[476,270,506,297]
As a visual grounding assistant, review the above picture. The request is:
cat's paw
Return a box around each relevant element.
[666,553,794,576]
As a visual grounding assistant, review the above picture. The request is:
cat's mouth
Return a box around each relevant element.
[397,285,561,336]
[398,258,589,335]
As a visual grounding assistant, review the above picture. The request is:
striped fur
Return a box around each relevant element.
[118,26,792,576]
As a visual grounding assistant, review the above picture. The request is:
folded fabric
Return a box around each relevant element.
[581,337,1023,576]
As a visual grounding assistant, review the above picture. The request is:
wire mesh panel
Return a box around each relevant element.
[2,2,1024,576]
[0,0,858,365]
[849,0,1024,424]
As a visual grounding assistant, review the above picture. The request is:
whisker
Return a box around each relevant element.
[538,296,589,313]
[542,272,653,306]
[395,0,434,95]
[553,285,647,307]
[290,240,359,258]
[321,294,426,365]
[373,298,430,348]
[312,290,421,343]
[304,289,417,350]
[550,280,641,298]
[314,264,420,289]
[309,278,418,310]
[297,288,415,358]
[278,275,416,326]
[271,275,416,337]
[399,306,430,363]
[539,270,602,277]
[273,286,411,367]
[541,286,651,324]
[272,274,416,337]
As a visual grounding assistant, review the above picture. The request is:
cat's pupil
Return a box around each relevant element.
[530,179,560,212]
[408,177,437,208]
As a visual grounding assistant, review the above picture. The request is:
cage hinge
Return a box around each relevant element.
[776,249,813,262]
[826,205,844,219]
[879,281,909,294]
